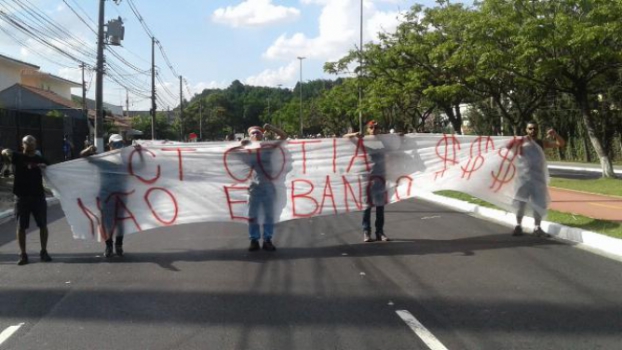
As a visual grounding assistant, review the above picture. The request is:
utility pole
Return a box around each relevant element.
[179,75,184,140]
[297,56,305,138]
[151,36,156,140]
[96,0,123,150]
[81,62,87,119]
[199,99,203,141]
[358,0,363,133]
[125,89,129,117]
[95,0,105,152]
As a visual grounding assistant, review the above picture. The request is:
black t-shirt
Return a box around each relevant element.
[11,152,49,197]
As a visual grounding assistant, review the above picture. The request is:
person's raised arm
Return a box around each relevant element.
[544,129,566,149]
[264,123,288,140]
[80,145,97,157]
[343,132,361,138]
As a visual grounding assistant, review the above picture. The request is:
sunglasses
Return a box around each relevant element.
[527,127,538,130]
[250,131,263,136]
[368,125,377,129]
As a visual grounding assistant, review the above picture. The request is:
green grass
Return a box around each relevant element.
[435,190,622,239]
[549,177,622,197]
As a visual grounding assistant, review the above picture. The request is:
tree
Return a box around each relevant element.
[479,0,622,177]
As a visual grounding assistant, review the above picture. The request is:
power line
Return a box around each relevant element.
[62,0,96,35]
[124,0,182,83]
[0,22,77,68]
[0,0,179,112]
[0,10,88,64]
[126,0,154,38]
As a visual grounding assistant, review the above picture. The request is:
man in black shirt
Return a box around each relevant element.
[1,135,51,265]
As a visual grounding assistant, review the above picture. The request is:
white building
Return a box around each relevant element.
[0,53,80,100]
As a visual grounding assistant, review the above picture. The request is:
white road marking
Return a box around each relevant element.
[0,323,25,346]
[396,310,448,350]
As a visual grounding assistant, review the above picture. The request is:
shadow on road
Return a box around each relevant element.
[0,285,620,337]
[0,233,561,270]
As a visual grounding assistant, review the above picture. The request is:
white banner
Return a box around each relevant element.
[44,134,549,240]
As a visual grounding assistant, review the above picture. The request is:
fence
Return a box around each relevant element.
[0,109,89,164]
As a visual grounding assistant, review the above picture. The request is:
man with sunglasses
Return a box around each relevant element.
[512,121,565,237]
[1,135,51,265]
[344,120,398,242]
[240,124,288,251]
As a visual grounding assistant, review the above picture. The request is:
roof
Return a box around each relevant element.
[17,83,80,109]
[0,53,39,69]
[22,69,80,87]
[73,94,123,115]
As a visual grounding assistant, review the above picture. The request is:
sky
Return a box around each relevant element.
[0,0,449,111]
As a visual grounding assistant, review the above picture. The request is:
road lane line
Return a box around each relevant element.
[396,310,448,350]
[589,202,622,210]
[0,323,24,346]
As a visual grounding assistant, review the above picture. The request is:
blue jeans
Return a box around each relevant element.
[248,183,275,241]
[363,206,384,233]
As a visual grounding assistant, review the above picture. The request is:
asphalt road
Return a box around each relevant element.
[1,199,622,350]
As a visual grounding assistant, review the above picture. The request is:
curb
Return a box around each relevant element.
[0,197,59,225]
[548,164,622,175]
[415,192,622,262]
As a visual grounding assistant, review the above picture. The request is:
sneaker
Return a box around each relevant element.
[262,240,276,251]
[248,239,260,252]
[534,227,551,238]
[17,253,28,266]
[104,241,114,258]
[115,244,124,257]
[512,225,523,236]
[40,250,52,262]
[376,233,390,242]
[363,231,374,243]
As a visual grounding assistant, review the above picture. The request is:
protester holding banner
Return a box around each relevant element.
[344,120,401,243]
[81,134,143,257]
[1,135,52,265]
[242,124,288,251]
[511,121,565,237]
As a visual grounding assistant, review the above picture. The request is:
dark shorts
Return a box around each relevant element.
[513,182,548,210]
[15,196,47,230]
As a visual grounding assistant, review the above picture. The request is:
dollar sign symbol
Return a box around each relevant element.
[434,134,461,180]
[490,137,522,192]
[461,136,495,180]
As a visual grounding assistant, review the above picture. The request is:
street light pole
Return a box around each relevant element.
[199,100,203,141]
[358,0,363,133]
[297,56,305,138]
